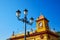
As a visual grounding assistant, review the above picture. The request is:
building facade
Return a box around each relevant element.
[57,32,60,40]
[8,15,59,40]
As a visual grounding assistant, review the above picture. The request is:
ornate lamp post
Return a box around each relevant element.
[16,9,34,40]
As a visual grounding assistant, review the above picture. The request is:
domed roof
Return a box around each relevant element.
[39,15,45,19]
[36,14,45,20]
[36,13,49,22]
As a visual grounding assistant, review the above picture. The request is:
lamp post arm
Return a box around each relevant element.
[17,17,33,25]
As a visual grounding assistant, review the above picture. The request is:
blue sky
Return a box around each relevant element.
[0,0,60,40]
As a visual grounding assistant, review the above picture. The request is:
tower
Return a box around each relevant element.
[35,14,59,40]
[36,15,49,32]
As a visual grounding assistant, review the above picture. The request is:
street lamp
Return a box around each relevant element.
[24,9,28,15]
[16,10,21,17]
[16,9,34,40]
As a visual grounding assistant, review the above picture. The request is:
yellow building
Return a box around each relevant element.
[7,15,59,40]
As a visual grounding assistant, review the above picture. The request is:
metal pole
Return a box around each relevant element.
[24,15,27,40]
[25,21,26,40]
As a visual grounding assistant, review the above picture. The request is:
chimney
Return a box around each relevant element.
[12,31,14,36]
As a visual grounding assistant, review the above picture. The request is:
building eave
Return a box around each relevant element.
[36,18,49,22]
[9,30,59,40]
